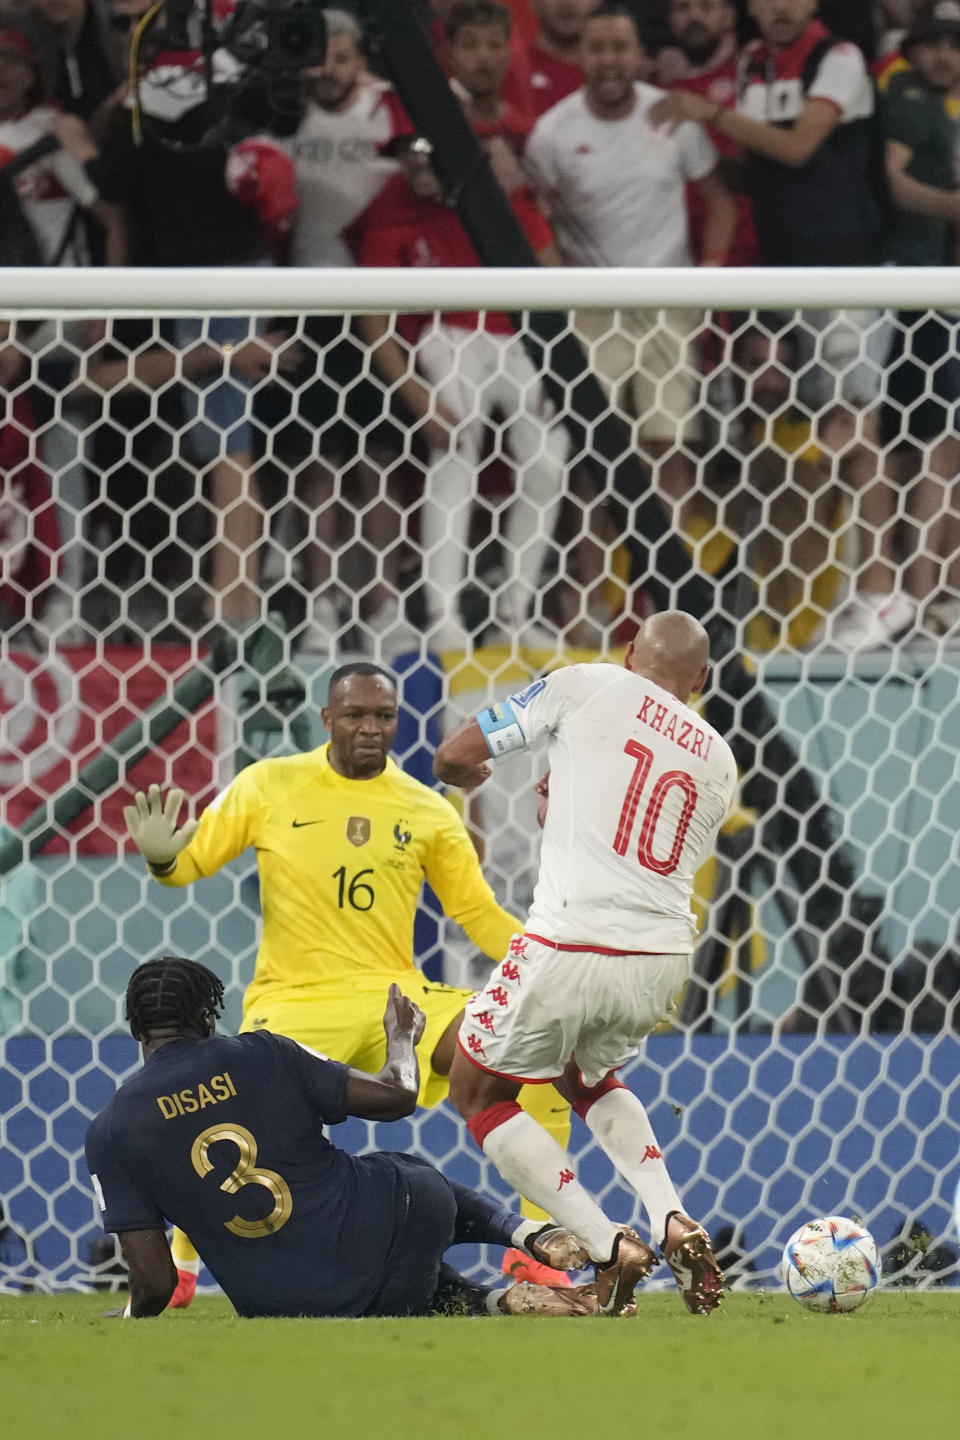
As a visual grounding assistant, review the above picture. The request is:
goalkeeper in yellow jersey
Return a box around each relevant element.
[124,662,572,1306]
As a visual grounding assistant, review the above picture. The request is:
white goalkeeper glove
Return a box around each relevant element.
[123,784,199,875]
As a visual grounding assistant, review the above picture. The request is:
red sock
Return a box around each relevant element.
[467,1100,524,1149]
[569,1073,627,1121]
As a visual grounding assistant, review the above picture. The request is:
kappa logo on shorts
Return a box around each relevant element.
[347,816,371,846]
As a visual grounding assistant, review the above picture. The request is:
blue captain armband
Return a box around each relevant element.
[477,699,528,757]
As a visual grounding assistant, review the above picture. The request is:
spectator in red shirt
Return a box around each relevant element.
[445,0,534,191]
[351,139,569,653]
[656,0,757,263]
[520,0,598,117]
[427,0,537,115]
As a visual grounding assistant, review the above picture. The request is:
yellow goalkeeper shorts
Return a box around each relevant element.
[240,973,470,1109]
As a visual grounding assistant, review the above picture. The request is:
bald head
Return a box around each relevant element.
[625,612,710,701]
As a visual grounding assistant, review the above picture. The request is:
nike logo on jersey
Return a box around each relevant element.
[292,819,324,828]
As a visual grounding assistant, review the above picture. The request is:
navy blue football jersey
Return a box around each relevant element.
[85,1032,411,1317]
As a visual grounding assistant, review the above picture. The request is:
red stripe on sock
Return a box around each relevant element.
[467,1100,524,1149]
[570,1073,627,1121]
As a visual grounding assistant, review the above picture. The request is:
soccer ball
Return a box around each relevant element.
[780,1216,880,1313]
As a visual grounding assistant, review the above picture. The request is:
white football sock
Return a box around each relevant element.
[584,1088,683,1248]
[481,1110,618,1261]
[509,1217,543,1252]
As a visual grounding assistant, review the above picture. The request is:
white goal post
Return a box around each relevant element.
[0,264,957,1294]
[3,263,960,311]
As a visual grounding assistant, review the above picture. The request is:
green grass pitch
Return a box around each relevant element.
[2,1291,956,1440]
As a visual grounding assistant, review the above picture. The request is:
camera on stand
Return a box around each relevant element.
[133,0,328,142]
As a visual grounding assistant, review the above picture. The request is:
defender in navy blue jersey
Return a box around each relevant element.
[85,956,595,1319]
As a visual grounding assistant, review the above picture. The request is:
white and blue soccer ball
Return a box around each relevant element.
[780,1215,880,1313]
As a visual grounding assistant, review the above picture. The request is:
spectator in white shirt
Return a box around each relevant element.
[525,3,736,516]
[290,10,398,268]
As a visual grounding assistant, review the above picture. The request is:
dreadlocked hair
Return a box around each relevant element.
[126,956,225,1041]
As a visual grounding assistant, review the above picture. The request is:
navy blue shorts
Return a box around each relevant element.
[362,1154,457,1318]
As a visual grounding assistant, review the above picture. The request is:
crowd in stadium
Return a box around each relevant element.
[1,0,960,657]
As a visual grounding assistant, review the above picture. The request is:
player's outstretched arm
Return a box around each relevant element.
[116,1228,178,1317]
[434,717,492,791]
[343,985,426,1121]
[123,784,199,876]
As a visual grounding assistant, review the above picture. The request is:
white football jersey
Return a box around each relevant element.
[480,663,737,952]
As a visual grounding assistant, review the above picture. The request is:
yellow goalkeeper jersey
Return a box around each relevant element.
[155,745,519,1007]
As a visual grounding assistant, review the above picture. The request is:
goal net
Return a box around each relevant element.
[0,266,958,1293]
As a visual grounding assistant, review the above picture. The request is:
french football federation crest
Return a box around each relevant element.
[393,822,412,851]
[347,816,371,847]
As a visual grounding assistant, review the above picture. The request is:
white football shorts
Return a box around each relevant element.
[458,934,692,1088]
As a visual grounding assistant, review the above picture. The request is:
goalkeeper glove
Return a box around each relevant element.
[123,784,199,875]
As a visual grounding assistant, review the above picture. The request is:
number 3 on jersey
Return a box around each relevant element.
[613,740,697,876]
[191,1123,293,1238]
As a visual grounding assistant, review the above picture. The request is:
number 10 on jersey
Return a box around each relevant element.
[613,740,698,876]
[332,867,375,910]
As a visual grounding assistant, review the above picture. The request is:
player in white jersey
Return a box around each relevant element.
[435,612,738,1316]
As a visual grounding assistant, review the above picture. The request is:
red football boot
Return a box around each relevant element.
[167,1268,198,1309]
